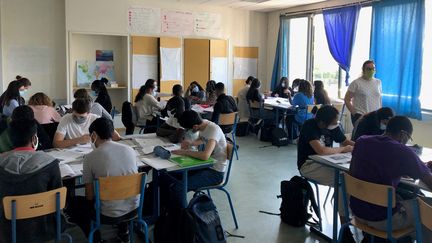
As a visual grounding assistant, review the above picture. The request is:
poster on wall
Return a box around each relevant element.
[210,57,228,85]
[128,6,161,34]
[160,47,181,81]
[132,55,158,89]
[96,50,113,61]
[161,9,194,36]
[194,12,222,38]
[76,61,115,86]
[233,57,257,80]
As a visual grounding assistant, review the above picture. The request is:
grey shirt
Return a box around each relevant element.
[91,102,112,120]
[83,141,139,217]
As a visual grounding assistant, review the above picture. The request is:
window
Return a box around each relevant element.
[288,17,309,82]
[420,0,432,110]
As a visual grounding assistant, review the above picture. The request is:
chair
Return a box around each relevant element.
[413,197,432,243]
[2,187,72,243]
[138,116,160,134]
[248,100,263,121]
[197,143,239,229]
[89,173,148,243]
[338,173,414,243]
[218,112,239,160]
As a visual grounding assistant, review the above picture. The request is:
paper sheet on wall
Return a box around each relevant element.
[210,57,228,85]
[194,12,222,38]
[160,47,181,81]
[161,9,194,35]
[233,57,258,80]
[128,6,161,34]
[132,55,158,89]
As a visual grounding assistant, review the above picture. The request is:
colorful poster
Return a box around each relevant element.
[96,50,113,61]
[76,61,115,86]
[128,6,161,34]
[161,9,194,35]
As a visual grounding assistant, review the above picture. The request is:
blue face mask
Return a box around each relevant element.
[19,90,27,96]
[192,86,199,93]
[91,91,97,97]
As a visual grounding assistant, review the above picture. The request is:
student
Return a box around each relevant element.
[28,92,61,124]
[91,78,112,113]
[272,77,291,99]
[169,110,227,206]
[66,118,138,242]
[344,60,382,125]
[16,75,31,99]
[237,76,254,121]
[290,78,302,95]
[349,116,432,241]
[313,80,331,105]
[144,79,159,97]
[135,82,161,133]
[351,107,394,141]
[291,80,314,124]
[204,80,217,105]
[211,82,238,133]
[186,81,205,103]
[157,84,186,143]
[53,98,99,148]
[74,89,112,120]
[246,78,274,122]
[0,118,62,242]
[1,80,24,117]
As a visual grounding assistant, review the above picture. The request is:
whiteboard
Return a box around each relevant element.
[160,48,181,81]
[132,55,158,89]
[128,6,161,34]
[233,57,258,80]
[211,57,228,85]
[161,9,194,36]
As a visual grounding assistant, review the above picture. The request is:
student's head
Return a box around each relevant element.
[313,80,324,91]
[206,80,217,93]
[292,78,302,90]
[72,98,91,124]
[246,76,254,85]
[298,80,313,98]
[89,117,114,147]
[215,82,225,96]
[2,80,22,106]
[376,107,394,126]
[73,89,91,100]
[145,79,158,91]
[178,110,203,132]
[362,60,376,79]
[315,105,340,130]
[91,79,108,96]
[28,92,53,107]
[172,84,183,96]
[11,105,34,121]
[250,78,261,90]
[135,82,155,102]
[385,116,413,145]
[189,81,203,92]
[9,118,38,149]
[279,77,289,88]
[16,75,31,91]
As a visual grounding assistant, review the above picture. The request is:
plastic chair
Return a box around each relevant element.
[218,112,239,160]
[338,172,414,243]
[89,173,148,243]
[197,143,239,229]
[2,187,72,243]
[413,197,432,243]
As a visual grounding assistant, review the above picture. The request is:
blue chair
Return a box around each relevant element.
[2,187,72,243]
[89,173,148,243]
[413,197,432,243]
[197,143,239,229]
[338,172,414,243]
[217,112,239,160]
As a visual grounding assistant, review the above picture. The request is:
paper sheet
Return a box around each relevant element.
[318,153,352,164]
[161,9,194,35]
[210,57,228,85]
[128,6,161,34]
[233,57,258,80]
[160,48,181,81]
[132,55,158,89]
[134,137,173,154]
[194,12,222,38]
[141,157,177,170]
[46,150,84,164]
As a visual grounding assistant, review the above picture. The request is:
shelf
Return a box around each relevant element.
[73,86,127,90]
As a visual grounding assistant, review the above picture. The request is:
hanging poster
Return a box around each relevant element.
[161,9,194,36]
[128,6,161,34]
[160,47,181,81]
[76,61,115,86]
[210,57,228,85]
[233,57,257,80]
[132,55,158,89]
[194,12,222,38]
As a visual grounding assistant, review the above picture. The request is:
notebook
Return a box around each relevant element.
[170,156,214,168]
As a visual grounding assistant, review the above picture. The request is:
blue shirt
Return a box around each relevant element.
[3,99,19,117]
[292,93,314,124]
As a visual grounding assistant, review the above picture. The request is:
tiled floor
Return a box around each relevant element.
[65,135,346,243]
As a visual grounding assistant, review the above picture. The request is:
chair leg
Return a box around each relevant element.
[232,133,239,160]
[88,227,99,243]
[137,219,149,243]
[220,188,238,229]
[207,189,212,198]
[323,186,332,208]
[337,223,350,243]
[312,182,322,231]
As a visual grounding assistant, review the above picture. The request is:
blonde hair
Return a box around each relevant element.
[28,92,53,106]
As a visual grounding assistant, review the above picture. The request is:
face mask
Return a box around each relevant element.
[192,86,199,93]
[152,90,157,97]
[327,123,339,130]
[380,123,387,130]
[281,83,286,88]
[91,91,97,97]
[90,134,97,150]
[364,70,375,79]
[19,90,27,96]
[73,114,87,124]
[32,135,39,150]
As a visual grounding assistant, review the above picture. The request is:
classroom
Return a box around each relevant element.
[0,0,432,242]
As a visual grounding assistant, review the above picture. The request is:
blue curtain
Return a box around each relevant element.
[271,18,289,90]
[370,0,424,119]
[323,5,360,86]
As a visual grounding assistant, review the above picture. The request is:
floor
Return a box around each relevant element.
[65,134,345,243]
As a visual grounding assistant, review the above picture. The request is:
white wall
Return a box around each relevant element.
[1,0,66,101]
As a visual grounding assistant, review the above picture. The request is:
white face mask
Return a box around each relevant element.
[327,123,339,131]
[152,90,157,97]
[281,83,286,88]
[33,135,39,151]
[380,123,387,130]
[192,86,199,93]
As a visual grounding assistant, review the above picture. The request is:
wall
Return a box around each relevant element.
[1,0,66,101]
[65,0,269,96]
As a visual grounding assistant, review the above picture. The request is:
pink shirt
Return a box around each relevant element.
[29,105,61,124]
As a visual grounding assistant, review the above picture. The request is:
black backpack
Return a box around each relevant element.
[121,101,137,128]
[258,125,274,142]
[271,128,289,147]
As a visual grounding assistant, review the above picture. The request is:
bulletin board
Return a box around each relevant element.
[233,47,258,95]
[159,37,182,94]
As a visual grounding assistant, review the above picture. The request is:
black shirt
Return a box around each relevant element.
[95,92,113,113]
[162,96,185,119]
[211,94,238,133]
[351,112,383,141]
[246,89,262,103]
[297,119,346,169]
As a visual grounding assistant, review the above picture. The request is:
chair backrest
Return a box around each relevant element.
[219,112,238,126]
[249,101,261,109]
[307,104,321,113]
[2,187,67,220]
[342,173,395,208]
[97,173,145,201]
[417,197,432,231]
[221,143,235,187]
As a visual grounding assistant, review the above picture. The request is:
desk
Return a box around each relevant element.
[264,97,294,129]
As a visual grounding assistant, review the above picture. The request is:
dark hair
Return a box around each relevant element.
[178,110,203,129]
[2,80,22,106]
[172,84,183,96]
[11,105,34,121]
[315,105,339,126]
[89,117,114,140]
[246,76,255,85]
[376,107,394,121]
[298,80,313,98]
[135,81,155,102]
[91,79,108,95]
[215,82,225,93]
[292,78,302,89]
[72,98,91,114]
[74,89,90,99]
[16,75,31,87]
[314,80,324,90]
[145,79,157,88]
[313,80,331,105]
[206,80,217,93]
[279,77,289,86]
[386,116,413,135]
[190,81,204,91]
[246,78,261,101]
[9,119,37,147]
[250,78,261,90]
[362,60,375,71]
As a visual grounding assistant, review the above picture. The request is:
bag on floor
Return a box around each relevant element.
[271,128,289,147]
[258,125,273,142]
[235,122,249,137]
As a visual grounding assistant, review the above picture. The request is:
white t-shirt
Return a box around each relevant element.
[348,77,382,115]
[56,113,99,139]
[83,141,139,217]
[199,120,227,173]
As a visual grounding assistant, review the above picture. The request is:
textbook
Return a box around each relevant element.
[170,156,214,167]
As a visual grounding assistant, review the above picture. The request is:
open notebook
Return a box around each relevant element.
[170,156,214,167]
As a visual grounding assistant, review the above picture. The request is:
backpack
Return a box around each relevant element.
[278,176,320,227]
[271,128,289,147]
[121,101,137,127]
[258,125,274,142]
[235,122,249,137]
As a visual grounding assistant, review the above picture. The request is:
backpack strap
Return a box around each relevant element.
[300,177,321,220]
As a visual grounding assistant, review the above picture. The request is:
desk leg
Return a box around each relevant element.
[153,169,160,218]
[182,171,188,208]
[275,108,279,127]
[332,169,339,243]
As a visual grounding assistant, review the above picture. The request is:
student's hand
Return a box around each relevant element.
[172,149,187,155]
[79,134,91,144]
[181,140,191,150]
[274,93,279,97]
[342,145,354,153]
